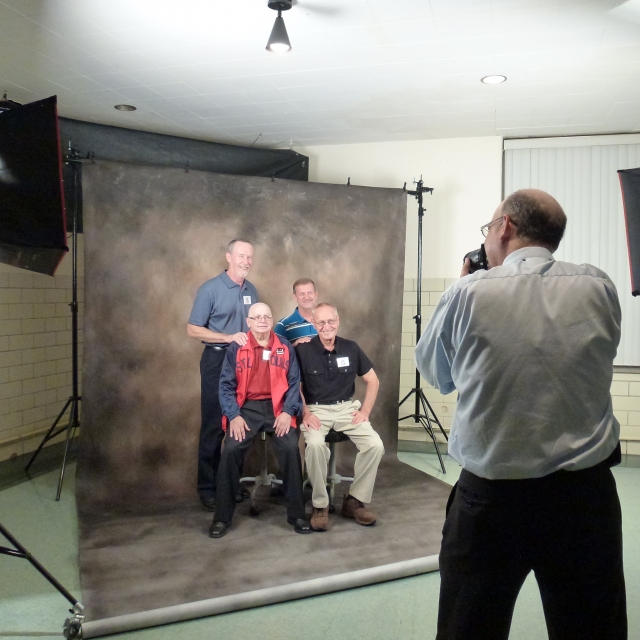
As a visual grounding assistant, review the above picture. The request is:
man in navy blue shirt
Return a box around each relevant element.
[274,278,318,345]
[187,239,258,512]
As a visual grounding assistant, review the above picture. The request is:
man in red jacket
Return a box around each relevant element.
[210,303,312,538]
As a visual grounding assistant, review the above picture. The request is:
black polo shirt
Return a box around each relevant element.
[295,335,373,404]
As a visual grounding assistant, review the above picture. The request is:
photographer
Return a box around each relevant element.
[416,189,626,640]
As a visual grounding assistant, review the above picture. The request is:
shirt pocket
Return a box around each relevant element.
[307,367,325,376]
[337,366,354,374]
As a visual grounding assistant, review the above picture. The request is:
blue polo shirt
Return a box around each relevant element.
[188,271,258,346]
[274,307,317,343]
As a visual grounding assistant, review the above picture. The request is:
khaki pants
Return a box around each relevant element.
[302,400,384,508]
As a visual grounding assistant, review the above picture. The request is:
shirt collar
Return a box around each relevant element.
[503,246,554,266]
[248,330,274,350]
[221,270,246,290]
[310,334,339,354]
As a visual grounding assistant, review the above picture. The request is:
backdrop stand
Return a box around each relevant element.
[25,148,82,500]
[0,522,84,638]
[398,178,448,473]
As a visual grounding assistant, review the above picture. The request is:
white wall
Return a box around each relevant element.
[296,136,504,279]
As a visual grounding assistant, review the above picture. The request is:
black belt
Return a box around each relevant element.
[205,344,227,351]
[310,399,353,406]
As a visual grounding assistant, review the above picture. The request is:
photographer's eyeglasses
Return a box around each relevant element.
[480,216,505,238]
[248,315,272,321]
[315,319,338,328]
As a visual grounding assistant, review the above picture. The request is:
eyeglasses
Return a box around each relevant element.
[248,315,272,321]
[315,319,338,328]
[480,216,505,238]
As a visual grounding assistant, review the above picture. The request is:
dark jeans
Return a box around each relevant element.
[215,399,305,524]
[437,463,627,640]
[197,347,226,499]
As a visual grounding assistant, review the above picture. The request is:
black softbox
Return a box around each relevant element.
[618,168,640,296]
[0,96,68,275]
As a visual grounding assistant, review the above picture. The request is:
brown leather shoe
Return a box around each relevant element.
[310,506,329,531]
[341,494,376,526]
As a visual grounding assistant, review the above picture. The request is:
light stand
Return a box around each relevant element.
[398,178,448,473]
[0,522,84,637]
[25,147,82,500]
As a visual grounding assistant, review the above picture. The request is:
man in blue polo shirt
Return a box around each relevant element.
[187,239,258,512]
[274,278,318,345]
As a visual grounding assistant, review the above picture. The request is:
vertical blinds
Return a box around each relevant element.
[504,136,640,366]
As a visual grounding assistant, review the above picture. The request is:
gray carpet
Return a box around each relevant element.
[77,457,451,621]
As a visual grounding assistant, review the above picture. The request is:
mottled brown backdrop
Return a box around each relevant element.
[77,161,407,513]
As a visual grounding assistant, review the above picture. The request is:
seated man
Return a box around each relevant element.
[210,303,312,538]
[274,278,319,345]
[297,303,384,532]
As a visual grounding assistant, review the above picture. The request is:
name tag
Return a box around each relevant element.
[263,350,271,361]
[337,357,350,367]
[243,296,252,304]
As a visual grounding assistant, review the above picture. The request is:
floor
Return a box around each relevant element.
[0,452,638,640]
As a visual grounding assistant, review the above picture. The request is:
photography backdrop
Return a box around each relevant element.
[76,161,451,623]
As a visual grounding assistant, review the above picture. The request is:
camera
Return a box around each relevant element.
[463,244,488,273]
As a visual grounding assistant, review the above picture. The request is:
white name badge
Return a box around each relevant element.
[337,357,350,367]
[243,296,252,304]
[263,350,271,361]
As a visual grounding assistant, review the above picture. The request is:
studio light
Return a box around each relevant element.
[266,0,292,53]
[481,75,507,84]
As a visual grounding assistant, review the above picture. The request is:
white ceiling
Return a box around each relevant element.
[1,0,640,148]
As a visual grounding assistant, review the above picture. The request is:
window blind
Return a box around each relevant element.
[504,136,640,366]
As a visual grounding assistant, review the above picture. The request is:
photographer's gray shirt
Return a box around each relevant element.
[188,271,258,346]
[415,246,621,480]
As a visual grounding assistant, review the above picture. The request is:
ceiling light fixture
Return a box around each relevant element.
[481,75,507,84]
[114,104,137,111]
[266,0,292,53]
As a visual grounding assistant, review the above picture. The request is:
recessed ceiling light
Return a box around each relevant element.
[114,104,137,111]
[481,75,507,84]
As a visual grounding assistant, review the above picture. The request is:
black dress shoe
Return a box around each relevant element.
[200,496,216,512]
[236,485,251,503]
[287,517,313,534]
[209,521,229,538]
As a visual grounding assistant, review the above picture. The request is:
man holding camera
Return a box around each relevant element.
[416,189,626,639]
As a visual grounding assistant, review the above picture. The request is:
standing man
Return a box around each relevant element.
[416,189,626,640]
[210,303,311,538]
[187,239,258,512]
[297,303,384,532]
[274,278,318,345]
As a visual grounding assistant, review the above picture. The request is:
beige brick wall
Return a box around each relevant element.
[2,265,638,461]
[398,278,640,455]
[0,268,84,462]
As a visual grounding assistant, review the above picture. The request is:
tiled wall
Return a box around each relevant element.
[398,278,640,456]
[0,270,84,462]
[2,269,638,461]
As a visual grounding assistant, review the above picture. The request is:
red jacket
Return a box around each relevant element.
[219,332,301,430]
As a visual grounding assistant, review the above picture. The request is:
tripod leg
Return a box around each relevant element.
[25,398,72,473]
[56,399,78,502]
[420,417,446,474]
[419,390,448,441]
[399,388,414,408]
[0,522,82,609]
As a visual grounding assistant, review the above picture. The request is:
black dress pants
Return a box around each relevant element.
[437,463,627,640]
[215,399,305,524]
[197,347,226,500]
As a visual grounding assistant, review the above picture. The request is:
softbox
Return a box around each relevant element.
[0,96,68,275]
[618,168,640,296]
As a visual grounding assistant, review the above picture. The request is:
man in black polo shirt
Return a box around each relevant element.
[296,303,384,532]
[187,239,258,512]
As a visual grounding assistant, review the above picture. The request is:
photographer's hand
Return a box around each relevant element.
[460,257,471,277]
